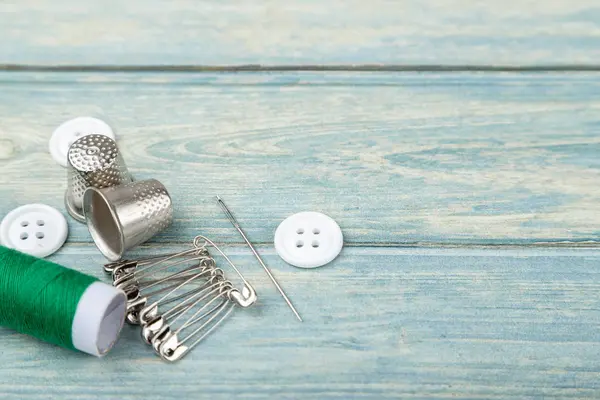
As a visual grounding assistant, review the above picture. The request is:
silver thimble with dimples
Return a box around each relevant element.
[83,179,173,261]
[65,134,133,222]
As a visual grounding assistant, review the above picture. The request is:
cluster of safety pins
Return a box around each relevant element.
[103,235,258,361]
[0,116,344,362]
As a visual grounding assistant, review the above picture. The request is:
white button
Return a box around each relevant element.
[274,212,343,269]
[49,117,115,167]
[0,204,68,258]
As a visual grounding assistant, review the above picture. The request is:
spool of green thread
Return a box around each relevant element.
[0,245,126,356]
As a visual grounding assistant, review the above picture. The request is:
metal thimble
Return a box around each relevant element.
[65,134,133,222]
[83,179,173,261]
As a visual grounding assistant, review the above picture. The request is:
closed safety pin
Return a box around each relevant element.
[106,234,258,362]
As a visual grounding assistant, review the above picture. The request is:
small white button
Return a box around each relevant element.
[274,212,343,268]
[49,117,115,167]
[0,204,68,258]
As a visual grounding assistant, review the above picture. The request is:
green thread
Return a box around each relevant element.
[0,245,98,350]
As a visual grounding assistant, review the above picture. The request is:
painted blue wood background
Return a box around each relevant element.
[1,2,600,399]
[2,1,600,65]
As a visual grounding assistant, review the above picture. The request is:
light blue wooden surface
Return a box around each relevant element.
[1,1,600,399]
[2,72,600,399]
[1,246,600,399]
[2,72,600,245]
[1,1,600,65]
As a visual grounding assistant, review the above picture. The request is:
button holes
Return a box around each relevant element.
[313,228,320,235]
[296,240,304,248]
[36,220,45,226]
[312,241,320,248]
[296,228,304,234]
[20,221,29,227]
[20,232,28,240]
[36,232,44,239]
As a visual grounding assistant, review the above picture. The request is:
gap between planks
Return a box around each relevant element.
[65,241,600,249]
[3,64,600,72]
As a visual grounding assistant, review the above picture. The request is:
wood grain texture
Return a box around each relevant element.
[1,72,600,245]
[1,0,600,66]
[1,1,599,398]
[1,245,600,399]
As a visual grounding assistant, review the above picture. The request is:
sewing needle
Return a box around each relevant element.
[216,196,303,322]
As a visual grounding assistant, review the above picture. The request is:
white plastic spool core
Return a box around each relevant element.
[71,282,127,357]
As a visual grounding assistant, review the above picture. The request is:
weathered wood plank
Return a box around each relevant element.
[1,245,599,399]
[1,72,600,245]
[1,1,600,66]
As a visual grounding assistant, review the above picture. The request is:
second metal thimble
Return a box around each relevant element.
[65,134,133,222]
[83,179,173,261]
